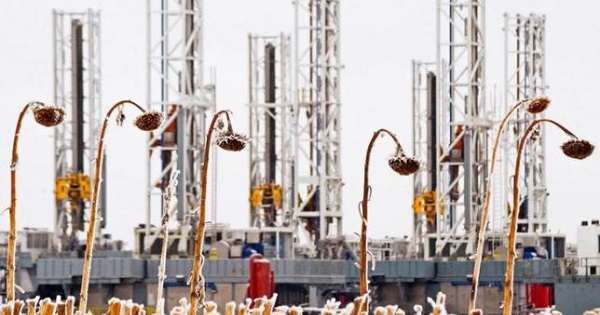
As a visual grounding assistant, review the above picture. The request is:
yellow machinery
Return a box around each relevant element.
[55,172,92,229]
[413,191,442,224]
[250,184,283,226]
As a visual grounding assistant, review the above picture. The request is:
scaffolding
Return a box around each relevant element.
[53,9,102,251]
[499,13,547,234]
[145,0,215,255]
[428,0,489,259]
[293,0,343,252]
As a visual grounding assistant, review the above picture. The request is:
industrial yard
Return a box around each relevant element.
[0,1,599,315]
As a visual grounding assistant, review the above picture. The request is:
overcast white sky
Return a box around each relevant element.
[0,1,599,250]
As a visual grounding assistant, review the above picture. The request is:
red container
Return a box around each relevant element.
[526,283,553,308]
[247,254,274,301]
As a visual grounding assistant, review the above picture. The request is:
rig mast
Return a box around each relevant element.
[293,0,343,253]
[428,0,489,259]
[144,0,215,256]
[498,13,547,234]
[53,9,102,251]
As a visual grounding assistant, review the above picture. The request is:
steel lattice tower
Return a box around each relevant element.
[53,9,102,251]
[248,34,294,229]
[145,0,215,255]
[429,0,489,259]
[497,13,547,234]
[293,0,343,252]
[411,61,437,259]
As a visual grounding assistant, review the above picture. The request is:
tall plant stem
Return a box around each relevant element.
[188,110,231,315]
[468,99,529,311]
[78,100,146,315]
[7,104,32,301]
[502,118,576,315]
[359,128,404,311]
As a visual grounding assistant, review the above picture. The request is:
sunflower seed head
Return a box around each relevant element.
[33,105,66,127]
[526,96,550,114]
[134,110,164,131]
[388,155,420,175]
[216,132,249,152]
[561,139,594,160]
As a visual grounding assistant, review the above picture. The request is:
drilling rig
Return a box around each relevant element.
[247,34,295,258]
[140,0,215,257]
[53,9,102,252]
[293,0,343,256]
[412,0,489,260]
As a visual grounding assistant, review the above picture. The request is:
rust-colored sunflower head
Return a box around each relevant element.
[216,131,249,152]
[32,103,65,127]
[134,110,164,131]
[388,154,420,175]
[561,139,594,160]
[526,96,550,114]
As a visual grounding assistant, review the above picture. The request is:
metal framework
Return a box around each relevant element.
[53,9,102,251]
[499,13,547,234]
[293,0,343,251]
[248,34,294,229]
[145,0,215,255]
[411,61,437,259]
[429,0,489,259]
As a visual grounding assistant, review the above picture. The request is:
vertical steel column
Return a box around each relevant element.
[146,0,214,255]
[248,34,293,230]
[53,10,102,251]
[502,14,547,234]
[294,0,342,254]
[434,0,488,258]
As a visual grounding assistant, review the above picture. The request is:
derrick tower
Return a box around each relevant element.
[293,0,343,252]
[53,9,102,251]
[248,34,293,229]
[497,13,547,234]
[144,0,215,255]
[428,0,489,259]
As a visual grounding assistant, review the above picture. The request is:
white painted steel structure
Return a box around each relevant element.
[293,0,343,246]
[430,0,489,258]
[500,13,547,234]
[247,34,294,229]
[53,9,102,250]
[145,0,215,255]
[411,60,437,259]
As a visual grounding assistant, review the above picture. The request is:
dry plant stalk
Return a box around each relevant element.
[123,300,133,315]
[1,303,12,315]
[373,307,385,315]
[469,97,550,312]
[13,300,25,315]
[224,302,237,315]
[288,307,302,315]
[7,102,65,301]
[39,298,56,315]
[502,118,592,315]
[56,297,66,315]
[156,170,180,315]
[205,302,217,314]
[65,297,75,315]
[237,303,248,315]
[26,297,39,315]
[189,110,247,315]
[359,129,418,310]
[107,298,123,315]
[79,100,163,315]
